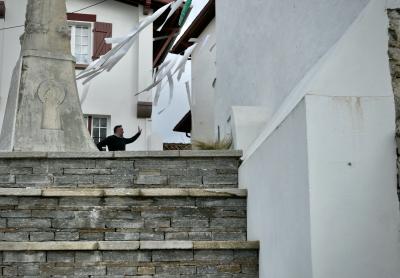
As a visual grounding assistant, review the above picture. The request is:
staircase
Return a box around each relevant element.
[0,150,259,277]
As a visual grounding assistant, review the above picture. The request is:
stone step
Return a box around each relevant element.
[0,151,242,189]
[0,241,258,277]
[0,240,259,250]
[0,188,248,242]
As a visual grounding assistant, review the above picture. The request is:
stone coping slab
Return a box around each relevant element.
[0,188,247,197]
[0,150,243,159]
[0,241,259,251]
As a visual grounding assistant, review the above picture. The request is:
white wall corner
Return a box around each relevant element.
[231,106,269,153]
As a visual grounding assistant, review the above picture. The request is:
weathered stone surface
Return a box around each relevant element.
[0,153,258,277]
[98,241,139,250]
[140,241,193,249]
[0,0,97,152]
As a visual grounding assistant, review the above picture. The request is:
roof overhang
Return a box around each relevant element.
[171,0,215,54]
[173,111,191,133]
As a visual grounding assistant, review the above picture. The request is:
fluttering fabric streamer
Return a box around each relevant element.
[76,1,174,84]
[157,0,184,31]
[185,80,192,108]
[80,82,91,105]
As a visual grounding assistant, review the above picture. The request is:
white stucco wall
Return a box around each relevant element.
[233,0,400,277]
[215,0,369,136]
[190,19,216,143]
[0,0,158,150]
[240,99,313,278]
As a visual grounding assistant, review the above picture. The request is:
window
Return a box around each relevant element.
[69,23,92,65]
[84,115,110,146]
[66,13,112,68]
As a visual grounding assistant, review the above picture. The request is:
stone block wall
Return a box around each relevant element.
[0,151,240,189]
[0,195,247,242]
[0,249,258,277]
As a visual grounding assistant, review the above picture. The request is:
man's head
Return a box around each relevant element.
[114,125,124,137]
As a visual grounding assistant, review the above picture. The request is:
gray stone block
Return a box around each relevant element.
[0,175,16,184]
[212,232,246,241]
[194,250,234,262]
[1,209,31,218]
[203,175,238,185]
[64,168,111,175]
[168,176,203,187]
[144,218,170,228]
[17,263,40,276]
[31,210,75,219]
[138,266,155,275]
[93,175,133,186]
[15,175,52,184]
[188,232,212,241]
[102,250,151,262]
[105,219,144,229]
[54,175,94,185]
[47,251,75,262]
[135,175,168,185]
[156,265,196,275]
[0,232,29,242]
[59,197,101,208]
[8,218,51,228]
[74,266,106,276]
[210,218,247,228]
[107,266,137,275]
[154,197,195,207]
[18,197,58,209]
[55,232,79,241]
[2,266,17,276]
[3,251,46,262]
[29,232,54,241]
[0,196,18,205]
[75,250,102,262]
[139,232,164,241]
[165,232,188,240]
[172,218,209,228]
[152,250,193,262]
[196,198,246,207]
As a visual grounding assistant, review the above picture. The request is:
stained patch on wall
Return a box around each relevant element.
[388,9,400,201]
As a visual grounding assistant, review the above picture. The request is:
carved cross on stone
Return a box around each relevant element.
[37,80,66,130]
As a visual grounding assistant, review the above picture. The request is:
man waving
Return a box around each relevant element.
[97,125,142,151]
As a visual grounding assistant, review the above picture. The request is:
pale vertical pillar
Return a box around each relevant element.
[137,5,156,150]
[0,0,97,152]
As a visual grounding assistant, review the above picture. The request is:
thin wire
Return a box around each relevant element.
[0,0,110,31]
[70,0,109,13]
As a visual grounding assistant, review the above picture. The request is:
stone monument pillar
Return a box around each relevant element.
[0,0,97,152]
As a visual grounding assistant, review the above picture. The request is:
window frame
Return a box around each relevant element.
[68,21,93,68]
[84,115,111,147]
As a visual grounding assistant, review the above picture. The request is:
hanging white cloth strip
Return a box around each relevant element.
[157,0,184,31]
[76,1,174,84]
[80,81,92,105]
[185,80,192,109]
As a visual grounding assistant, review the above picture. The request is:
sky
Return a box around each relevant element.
[152,0,209,143]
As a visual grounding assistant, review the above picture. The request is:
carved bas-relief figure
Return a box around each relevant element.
[0,0,97,152]
[37,80,66,130]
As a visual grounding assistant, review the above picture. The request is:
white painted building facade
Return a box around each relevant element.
[218,0,400,277]
[0,0,163,150]
[175,0,400,277]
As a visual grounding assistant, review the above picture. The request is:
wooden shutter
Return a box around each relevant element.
[92,22,112,60]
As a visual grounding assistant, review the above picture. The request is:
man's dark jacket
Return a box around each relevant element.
[97,132,141,151]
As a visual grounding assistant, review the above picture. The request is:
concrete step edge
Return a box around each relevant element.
[0,188,247,197]
[0,150,243,159]
[0,241,259,251]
